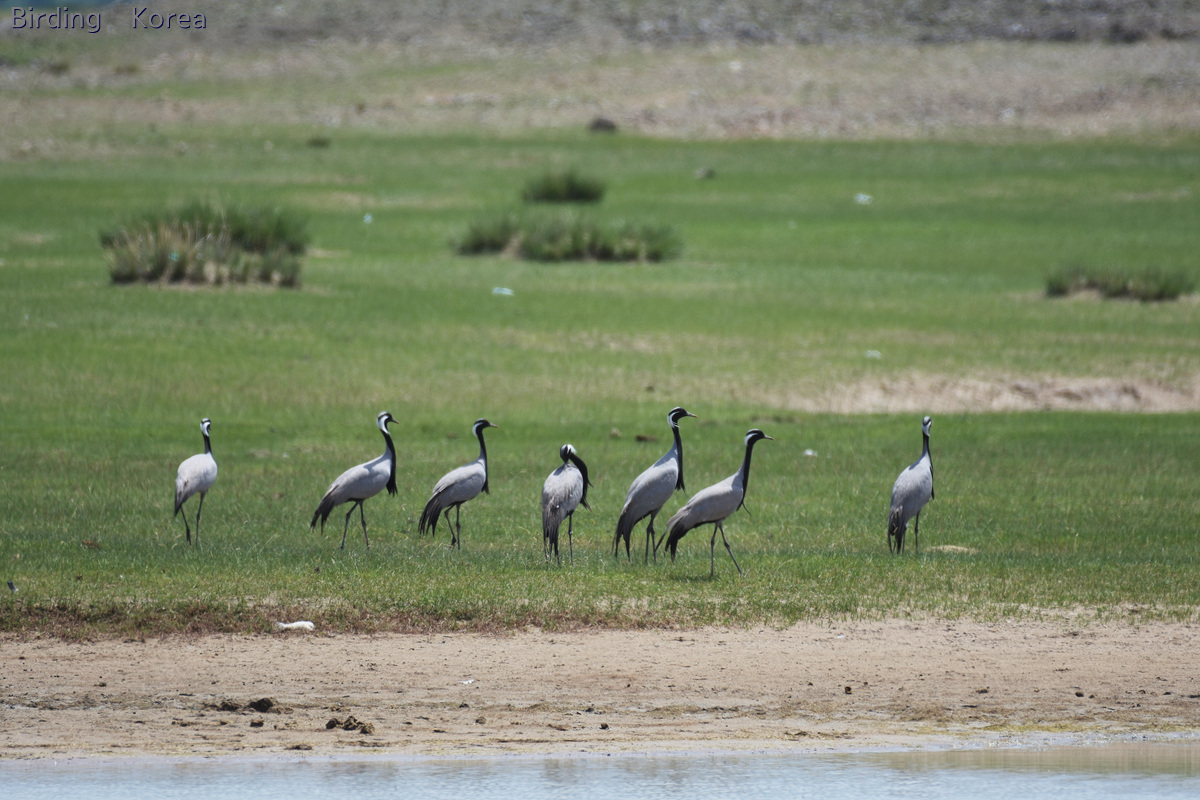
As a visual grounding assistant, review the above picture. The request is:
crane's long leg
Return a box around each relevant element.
[913,512,920,555]
[718,521,743,577]
[645,514,657,565]
[453,505,462,549]
[182,502,192,545]
[709,524,719,578]
[567,513,574,566]
[340,502,358,550]
[359,501,370,549]
[194,492,206,546]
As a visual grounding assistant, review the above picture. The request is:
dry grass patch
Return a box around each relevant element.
[4,39,1200,157]
[102,202,307,287]
[758,374,1200,414]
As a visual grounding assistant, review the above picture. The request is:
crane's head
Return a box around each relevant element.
[668,406,697,426]
[473,418,497,436]
[376,411,396,432]
[560,443,593,501]
[922,416,933,436]
[745,428,774,447]
[200,418,212,437]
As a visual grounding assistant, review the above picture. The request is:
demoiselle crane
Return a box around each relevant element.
[310,411,398,549]
[659,428,773,577]
[419,418,497,549]
[174,417,217,545]
[888,415,934,554]
[613,406,696,563]
[542,443,591,565]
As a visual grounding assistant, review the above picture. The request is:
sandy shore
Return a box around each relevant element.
[3,620,1199,761]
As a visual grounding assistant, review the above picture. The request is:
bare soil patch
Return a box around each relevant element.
[776,374,1200,414]
[4,4,1200,158]
[4,621,1199,760]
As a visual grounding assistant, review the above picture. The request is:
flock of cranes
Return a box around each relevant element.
[173,408,936,574]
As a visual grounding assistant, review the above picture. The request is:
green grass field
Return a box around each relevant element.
[2,81,1199,634]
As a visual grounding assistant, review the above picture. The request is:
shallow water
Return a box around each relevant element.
[4,742,1200,799]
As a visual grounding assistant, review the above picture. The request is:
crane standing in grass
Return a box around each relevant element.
[419,418,497,549]
[542,444,592,565]
[888,415,934,554]
[310,411,398,550]
[174,417,217,545]
[613,406,697,563]
[659,428,773,578]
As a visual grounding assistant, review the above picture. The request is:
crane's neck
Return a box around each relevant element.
[203,430,213,457]
[567,452,592,509]
[382,428,397,494]
[476,426,490,493]
[736,439,760,510]
[670,422,686,492]
[922,429,932,476]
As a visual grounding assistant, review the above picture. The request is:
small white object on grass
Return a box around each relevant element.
[855,193,873,205]
[363,214,373,224]
[275,621,316,632]
[492,287,514,296]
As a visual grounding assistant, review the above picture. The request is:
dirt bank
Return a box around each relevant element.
[4,620,1199,761]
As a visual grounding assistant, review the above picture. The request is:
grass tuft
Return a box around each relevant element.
[453,212,522,255]
[522,169,606,204]
[454,212,681,262]
[1047,264,1195,301]
[519,215,681,262]
[101,202,307,287]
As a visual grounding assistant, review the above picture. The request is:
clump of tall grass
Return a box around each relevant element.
[1046,264,1195,302]
[453,213,521,255]
[520,215,681,262]
[522,169,606,204]
[453,212,681,263]
[101,202,307,287]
